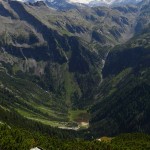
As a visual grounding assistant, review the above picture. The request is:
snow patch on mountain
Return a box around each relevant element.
[14,0,143,7]
[68,0,91,4]
[69,0,142,5]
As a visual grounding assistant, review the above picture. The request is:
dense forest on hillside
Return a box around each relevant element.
[0,0,150,149]
[1,124,150,150]
[90,26,150,136]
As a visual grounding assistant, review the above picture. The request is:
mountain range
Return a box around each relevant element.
[89,0,142,6]
[15,0,143,8]
[0,0,150,148]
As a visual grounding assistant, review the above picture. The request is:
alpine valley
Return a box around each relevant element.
[0,0,150,149]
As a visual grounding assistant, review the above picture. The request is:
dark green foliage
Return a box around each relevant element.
[90,27,150,137]
[0,124,150,150]
[111,133,150,150]
[0,1,150,148]
[90,69,150,136]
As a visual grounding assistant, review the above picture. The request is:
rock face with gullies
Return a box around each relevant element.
[0,0,149,124]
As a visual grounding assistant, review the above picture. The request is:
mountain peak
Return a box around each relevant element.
[14,0,143,6]
[88,0,142,6]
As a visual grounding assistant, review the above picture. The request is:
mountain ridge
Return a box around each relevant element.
[12,0,144,9]
[0,0,150,136]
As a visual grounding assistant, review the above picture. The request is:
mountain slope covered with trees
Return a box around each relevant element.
[0,0,150,149]
[90,25,150,137]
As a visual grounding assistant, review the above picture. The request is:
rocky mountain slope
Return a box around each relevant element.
[0,0,149,129]
[89,0,142,6]
[17,0,143,8]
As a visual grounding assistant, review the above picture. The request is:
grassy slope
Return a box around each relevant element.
[0,70,68,126]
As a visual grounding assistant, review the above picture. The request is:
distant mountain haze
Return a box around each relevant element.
[69,0,142,4]
[15,0,143,6]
